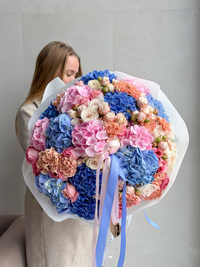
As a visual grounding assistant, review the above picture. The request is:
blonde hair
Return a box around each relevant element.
[16,41,82,135]
[21,41,82,106]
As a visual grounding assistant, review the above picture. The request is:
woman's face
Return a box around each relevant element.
[62,55,79,84]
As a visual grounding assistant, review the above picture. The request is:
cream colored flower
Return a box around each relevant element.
[71,118,82,126]
[138,184,158,198]
[114,113,127,125]
[81,107,99,122]
[107,83,115,92]
[137,96,148,108]
[98,102,110,115]
[103,112,115,122]
[67,109,78,119]
[77,105,87,116]
[98,94,104,102]
[88,80,101,90]
[101,77,110,86]
[88,99,101,110]
[83,157,99,170]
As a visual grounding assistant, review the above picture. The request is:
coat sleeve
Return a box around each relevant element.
[16,108,32,152]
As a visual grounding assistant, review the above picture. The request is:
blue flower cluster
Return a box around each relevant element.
[68,164,102,220]
[35,164,102,220]
[146,94,169,122]
[46,114,73,153]
[80,69,116,84]
[35,174,71,214]
[39,102,59,119]
[115,146,159,186]
[104,91,139,120]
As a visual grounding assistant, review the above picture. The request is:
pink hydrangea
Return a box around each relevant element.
[57,85,104,113]
[72,120,108,157]
[30,117,49,151]
[119,125,154,151]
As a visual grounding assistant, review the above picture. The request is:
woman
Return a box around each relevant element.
[16,41,93,267]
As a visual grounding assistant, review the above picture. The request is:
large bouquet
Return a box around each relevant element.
[23,70,188,266]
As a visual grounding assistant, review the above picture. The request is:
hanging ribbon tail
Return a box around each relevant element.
[95,155,119,267]
[117,174,126,267]
[95,155,127,267]
[143,209,161,230]
[92,156,104,267]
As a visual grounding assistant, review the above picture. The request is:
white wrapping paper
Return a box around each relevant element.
[22,72,189,223]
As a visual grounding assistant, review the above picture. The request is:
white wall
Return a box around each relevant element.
[0,0,199,266]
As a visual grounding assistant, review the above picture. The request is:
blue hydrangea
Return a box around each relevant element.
[70,195,96,220]
[35,174,71,214]
[80,69,116,84]
[146,94,169,122]
[115,146,159,186]
[45,114,73,153]
[39,102,59,119]
[69,164,102,197]
[104,91,139,120]
[68,164,102,220]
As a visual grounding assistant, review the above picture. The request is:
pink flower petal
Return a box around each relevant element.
[85,146,96,157]
[86,136,97,146]
[96,131,108,140]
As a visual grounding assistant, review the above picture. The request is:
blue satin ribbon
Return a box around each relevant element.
[95,155,126,267]
[143,209,161,230]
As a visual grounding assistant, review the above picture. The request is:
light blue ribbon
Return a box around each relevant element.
[143,209,161,230]
[96,154,126,267]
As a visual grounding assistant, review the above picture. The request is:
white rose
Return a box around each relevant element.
[158,141,169,151]
[71,118,82,126]
[137,112,146,123]
[83,157,99,170]
[77,104,87,115]
[67,109,77,119]
[98,95,104,102]
[137,96,148,108]
[98,102,110,115]
[126,185,135,195]
[88,80,101,90]
[107,83,115,92]
[114,113,127,125]
[148,113,157,121]
[88,99,101,110]
[103,112,115,122]
[101,77,110,86]
[140,107,150,115]
[81,107,99,122]
[138,184,158,198]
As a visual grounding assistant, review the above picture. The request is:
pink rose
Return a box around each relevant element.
[62,183,79,202]
[26,146,41,175]
[26,146,39,164]
[62,147,78,160]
